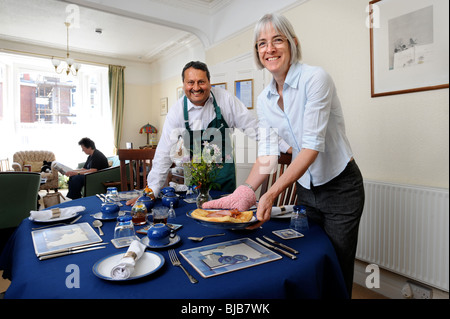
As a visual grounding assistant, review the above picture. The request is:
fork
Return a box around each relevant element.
[168,249,198,284]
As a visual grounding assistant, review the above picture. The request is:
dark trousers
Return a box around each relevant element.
[67,175,85,199]
[296,160,365,297]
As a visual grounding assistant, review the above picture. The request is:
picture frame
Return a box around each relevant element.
[176,87,184,100]
[160,97,168,115]
[234,79,253,109]
[211,82,227,90]
[369,0,449,97]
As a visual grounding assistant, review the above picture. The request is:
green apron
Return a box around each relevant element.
[183,93,236,192]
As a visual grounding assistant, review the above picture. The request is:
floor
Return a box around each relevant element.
[1,188,388,299]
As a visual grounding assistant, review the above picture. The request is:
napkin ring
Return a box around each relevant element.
[51,208,61,218]
[279,206,286,212]
[124,251,137,260]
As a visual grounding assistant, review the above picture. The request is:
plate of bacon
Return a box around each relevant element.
[186,208,257,229]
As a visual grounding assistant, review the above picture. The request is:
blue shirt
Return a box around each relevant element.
[257,63,353,189]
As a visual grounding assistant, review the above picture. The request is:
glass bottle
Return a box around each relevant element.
[131,199,148,225]
[168,201,176,222]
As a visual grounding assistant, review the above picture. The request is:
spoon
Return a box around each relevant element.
[92,220,104,236]
[188,233,225,242]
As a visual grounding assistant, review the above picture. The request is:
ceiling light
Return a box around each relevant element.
[51,22,81,76]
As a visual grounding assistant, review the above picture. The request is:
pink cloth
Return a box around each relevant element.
[202,185,256,211]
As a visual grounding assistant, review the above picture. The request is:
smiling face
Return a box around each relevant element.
[256,23,292,81]
[183,67,211,106]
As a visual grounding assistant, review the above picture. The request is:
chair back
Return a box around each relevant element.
[0,172,41,229]
[118,149,156,191]
[259,152,298,206]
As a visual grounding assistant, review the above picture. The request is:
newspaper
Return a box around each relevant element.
[52,162,74,175]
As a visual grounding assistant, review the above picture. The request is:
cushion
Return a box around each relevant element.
[24,160,44,172]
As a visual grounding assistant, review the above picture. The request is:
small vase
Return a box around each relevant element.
[196,187,212,208]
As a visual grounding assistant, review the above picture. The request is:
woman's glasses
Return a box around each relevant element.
[255,36,287,52]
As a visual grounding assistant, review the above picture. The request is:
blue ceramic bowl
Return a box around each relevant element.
[100,202,120,216]
[160,187,175,196]
[147,223,171,246]
[138,195,155,211]
[162,192,179,208]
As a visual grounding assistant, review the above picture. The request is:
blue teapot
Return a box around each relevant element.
[160,187,175,196]
[162,192,179,208]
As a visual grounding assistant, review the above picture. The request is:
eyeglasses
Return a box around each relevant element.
[255,36,287,52]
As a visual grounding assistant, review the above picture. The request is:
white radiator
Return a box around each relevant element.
[356,180,449,291]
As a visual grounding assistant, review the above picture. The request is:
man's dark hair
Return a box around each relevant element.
[182,61,211,82]
[78,137,96,149]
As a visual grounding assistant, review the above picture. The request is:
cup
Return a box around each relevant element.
[152,206,169,225]
[101,202,120,217]
[147,223,171,246]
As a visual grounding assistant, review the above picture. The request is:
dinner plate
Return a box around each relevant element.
[186,210,257,230]
[118,190,142,201]
[33,211,80,223]
[91,211,126,221]
[140,234,181,249]
[92,251,164,281]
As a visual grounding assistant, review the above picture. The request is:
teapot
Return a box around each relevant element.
[162,192,179,208]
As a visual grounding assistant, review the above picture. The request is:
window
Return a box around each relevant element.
[0,52,114,168]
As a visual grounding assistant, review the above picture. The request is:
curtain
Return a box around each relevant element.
[108,65,125,154]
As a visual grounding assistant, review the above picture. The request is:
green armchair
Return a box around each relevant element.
[82,165,122,197]
[0,172,40,229]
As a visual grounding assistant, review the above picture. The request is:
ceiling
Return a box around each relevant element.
[0,0,303,64]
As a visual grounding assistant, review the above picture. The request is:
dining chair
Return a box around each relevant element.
[259,152,298,206]
[118,148,156,191]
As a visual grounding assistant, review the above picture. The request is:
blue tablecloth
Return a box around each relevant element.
[0,191,347,300]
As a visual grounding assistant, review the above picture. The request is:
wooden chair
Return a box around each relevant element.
[259,152,298,206]
[118,149,156,191]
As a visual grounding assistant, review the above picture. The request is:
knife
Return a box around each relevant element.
[39,245,106,260]
[263,235,299,254]
[38,242,107,257]
[255,238,297,260]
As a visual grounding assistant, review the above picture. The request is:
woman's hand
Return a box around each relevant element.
[246,192,274,229]
[126,196,138,206]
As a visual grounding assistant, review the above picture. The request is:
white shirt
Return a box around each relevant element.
[147,87,290,196]
[257,63,353,189]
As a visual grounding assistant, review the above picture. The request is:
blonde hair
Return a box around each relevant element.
[253,13,302,70]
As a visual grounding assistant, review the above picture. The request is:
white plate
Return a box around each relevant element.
[33,212,80,223]
[92,251,164,281]
[140,234,181,249]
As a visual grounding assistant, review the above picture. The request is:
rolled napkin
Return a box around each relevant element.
[29,206,85,221]
[271,205,294,217]
[202,185,256,212]
[110,240,146,280]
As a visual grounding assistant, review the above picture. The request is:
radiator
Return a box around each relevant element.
[356,180,449,291]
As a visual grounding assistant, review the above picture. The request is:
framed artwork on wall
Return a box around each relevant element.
[212,82,227,90]
[234,79,253,109]
[369,0,449,97]
[176,87,184,100]
[160,97,168,115]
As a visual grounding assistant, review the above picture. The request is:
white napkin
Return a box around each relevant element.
[29,206,85,221]
[110,240,146,280]
[169,181,188,192]
[271,205,294,217]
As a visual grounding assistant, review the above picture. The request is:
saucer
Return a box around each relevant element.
[91,211,126,221]
[140,234,181,249]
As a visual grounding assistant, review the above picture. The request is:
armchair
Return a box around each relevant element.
[12,151,59,192]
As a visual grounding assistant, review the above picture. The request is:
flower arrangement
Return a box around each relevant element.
[183,141,224,191]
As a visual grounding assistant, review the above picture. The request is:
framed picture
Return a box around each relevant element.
[234,79,253,109]
[369,0,449,97]
[212,82,227,90]
[160,97,168,115]
[176,87,184,100]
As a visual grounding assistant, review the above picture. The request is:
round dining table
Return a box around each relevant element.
[1,190,348,308]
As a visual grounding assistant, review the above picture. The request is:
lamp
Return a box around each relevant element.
[139,123,158,148]
[51,22,81,76]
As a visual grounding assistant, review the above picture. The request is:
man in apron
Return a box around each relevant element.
[126,61,290,205]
